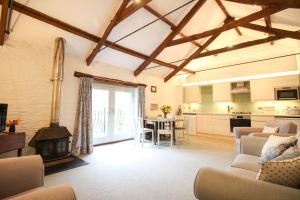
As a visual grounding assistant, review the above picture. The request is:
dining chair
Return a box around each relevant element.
[157,119,174,147]
[134,118,154,147]
[175,119,189,144]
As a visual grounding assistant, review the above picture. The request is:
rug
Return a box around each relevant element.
[45,156,88,176]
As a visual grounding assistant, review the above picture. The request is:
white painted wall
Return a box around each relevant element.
[0,38,182,156]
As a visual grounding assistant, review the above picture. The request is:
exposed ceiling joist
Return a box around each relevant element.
[1,0,193,74]
[167,6,286,47]
[134,0,208,76]
[118,0,152,23]
[164,33,221,82]
[143,5,204,49]
[224,0,300,8]
[86,0,131,65]
[0,0,9,45]
[262,6,274,45]
[241,23,300,40]
[214,0,242,36]
[195,35,284,59]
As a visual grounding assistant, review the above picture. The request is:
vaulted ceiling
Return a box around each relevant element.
[1,0,300,80]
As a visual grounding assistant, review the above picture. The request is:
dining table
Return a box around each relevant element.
[144,117,178,145]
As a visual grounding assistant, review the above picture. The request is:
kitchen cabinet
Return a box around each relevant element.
[196,114,213,133]
[213,83,232,102]
[183,114,197,135]
[212,115,231,135]
[183,86,201,103]
[250,75,299,102]
[251,115,275,128]
[196,114,231,135]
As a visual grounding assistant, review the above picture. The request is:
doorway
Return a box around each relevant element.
[92,83,136,145]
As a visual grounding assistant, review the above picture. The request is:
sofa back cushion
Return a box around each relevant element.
[257,157,300,189]
[261,135,297,155]
[265,121,297,134]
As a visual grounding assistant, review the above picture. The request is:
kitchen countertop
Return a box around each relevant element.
[183,112,300,118]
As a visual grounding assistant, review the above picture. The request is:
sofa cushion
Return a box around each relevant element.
[261,135,297,155]
[230,154,261,173]
[257,157,300,189]
[227,166,258,179]
[259,144,288,164]
[273,146,300,161]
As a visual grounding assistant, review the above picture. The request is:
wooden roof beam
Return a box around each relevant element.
[167,6,286,47]
[214,0,242,36]
[195,35,284,59]
[86,0,131,65]
[164,33,221,82]
[0,0,9,45]
[118,0,152,23]
[1,0,193,74]
[241,23,300,40]
[224,0,300,8]
[262,6,274,45]
[134,0,208,76]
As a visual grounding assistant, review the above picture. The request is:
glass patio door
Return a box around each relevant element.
[92,84,136,145]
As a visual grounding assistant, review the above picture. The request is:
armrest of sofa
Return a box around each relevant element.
[240,136,268,157]
[0,155,44,199]
[233,127,263,139]
[249,133,295,138]
[8,185,76,200]
[194,167,300,200]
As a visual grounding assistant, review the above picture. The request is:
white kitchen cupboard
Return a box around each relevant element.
[196,114,231,135]
[183,86,201,103]
[213,83,232,102]
[212,115,231,135]
[251,115,275,128]
[183,114,197,135]
[196,114,213,133]
[250,75,299,102]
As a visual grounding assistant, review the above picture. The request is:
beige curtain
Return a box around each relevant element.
[71,77,93,156]
[137,86,145,119]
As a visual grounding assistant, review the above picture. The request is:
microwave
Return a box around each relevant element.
[274,87,300,100]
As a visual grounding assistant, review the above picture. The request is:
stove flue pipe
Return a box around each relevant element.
[50,37,66,127]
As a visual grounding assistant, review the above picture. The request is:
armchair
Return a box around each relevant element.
[233,121,297,154]
[0,155,76,200]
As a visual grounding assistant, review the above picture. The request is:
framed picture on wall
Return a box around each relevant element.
[150,104,158,111]
[151,86,157,93]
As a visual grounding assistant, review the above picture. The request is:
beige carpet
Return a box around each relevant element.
[45,135,235,200]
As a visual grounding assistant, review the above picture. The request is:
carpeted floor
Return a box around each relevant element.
[45,135,235,200]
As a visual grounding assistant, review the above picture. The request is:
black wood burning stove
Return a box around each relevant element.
[29,38,71,162]
[29,125,71,161]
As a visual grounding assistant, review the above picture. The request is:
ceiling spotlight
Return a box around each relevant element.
[253,4,257,8]
[135,0,140,3]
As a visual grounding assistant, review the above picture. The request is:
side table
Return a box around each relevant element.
[0,132,25,156]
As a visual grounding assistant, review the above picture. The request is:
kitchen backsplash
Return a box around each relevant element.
[184,100,300,114]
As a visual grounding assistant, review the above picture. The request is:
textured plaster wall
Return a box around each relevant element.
[0,38,182,157]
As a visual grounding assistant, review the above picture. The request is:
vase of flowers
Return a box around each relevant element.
[6,119,21,133]
[160,105,172,118]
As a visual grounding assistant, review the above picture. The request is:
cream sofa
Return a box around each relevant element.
[194,134,300,200]
[0,155,76,200]
[233,121,297,154]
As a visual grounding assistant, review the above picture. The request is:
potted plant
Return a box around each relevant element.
[160,105,172,118]
[6,119,21,133]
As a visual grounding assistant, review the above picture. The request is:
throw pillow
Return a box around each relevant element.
[273,147,300,161]
[262,126,279,134]
[261,135,297,155]
[259,144,288,164]
[257,157,300,189]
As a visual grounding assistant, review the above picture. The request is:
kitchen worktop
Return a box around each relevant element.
[183,112,300,118]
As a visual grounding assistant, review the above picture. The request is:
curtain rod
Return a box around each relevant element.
[74,71,147,88]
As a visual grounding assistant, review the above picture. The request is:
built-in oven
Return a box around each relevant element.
[274,87,300,100]
[230,113,251,132]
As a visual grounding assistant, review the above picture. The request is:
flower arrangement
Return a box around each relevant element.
[160,105,172,118]
[6,119,21,133]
